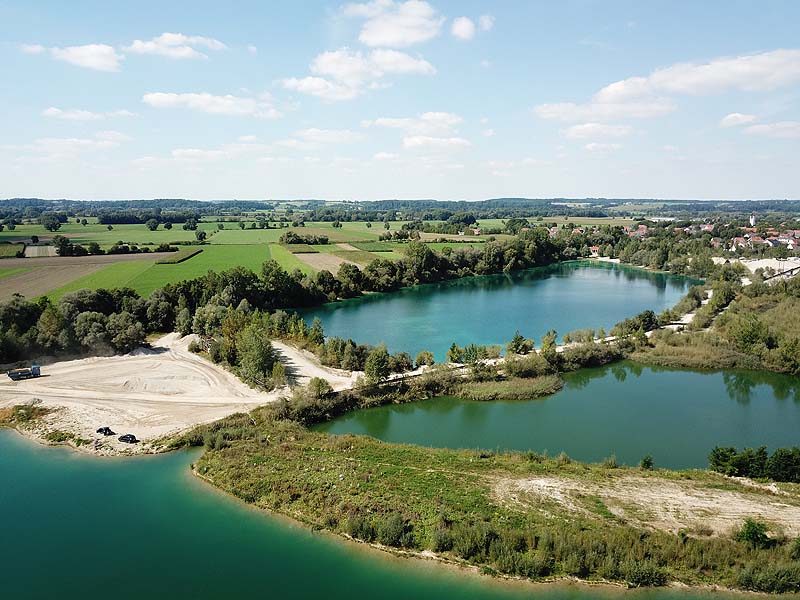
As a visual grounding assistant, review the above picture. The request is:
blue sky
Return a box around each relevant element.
[1,0,799,200]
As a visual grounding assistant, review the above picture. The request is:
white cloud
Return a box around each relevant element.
[238,135,258,142]
[172,148,228,160]
[294,128,364,144]
[480,59,492,69]
[564,123,633,139]
[343,0,444,47]
[282,77,358,101]
[720,112,757,128]
[478,15,495,31]
[534,99,675,121]
[745,121,800,139]
[142,92,281,118]
[482,129,495,137]
[535,49,800,122]
[49,44,124,71]
[42,107,136,120]
[373,151,399,160]
[95,130,131,142]
[403,135,471,150]
[451,17,476,41]
[369,48,435,74]
[363,111,462,135]
[124,32,226,59]
[20,44,45,54]
[247,45,258,55]
[584,142,622,152]
[283,47,434,101]
[20,131,131,160]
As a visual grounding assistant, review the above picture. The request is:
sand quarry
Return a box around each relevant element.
[0,333,359,453]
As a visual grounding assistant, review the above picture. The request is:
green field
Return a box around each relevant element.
[266,244,314,275]
[0,222,219,246]
[424,242,485,252]
[155,247,203,264]
[0,267,30,280]
[46,245,275,299]
[0,244,24,258]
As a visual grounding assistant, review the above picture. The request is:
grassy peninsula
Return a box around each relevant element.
[174,405,800,594]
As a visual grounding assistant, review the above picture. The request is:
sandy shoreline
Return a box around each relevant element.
[0,333,360,455]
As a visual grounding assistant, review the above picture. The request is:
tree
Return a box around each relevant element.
[541,330,558,364]
[31,235,39,244]
[183,218,198,230]
[446,343,463,363]
[239,221,245,229]
[175,307,192,336]
[107,224,113,231]
[507,330,533,355]
[40,214,61,232]
[415,350,434,368]
[364,344,390,383]
[195,230,207,241]
[384,221,390,230]
[146,218,159,231]
[366,222,372,228]
[106,311,145,352]
[236,324,277,387]
[217,223,225,230]
[271,361,287,386]
[74,311,109,349]
[308,317,325,346]
[308,377,332,398]
[736,518,770,550]
[36,305,70,352]
[163,221,173,230]
[640,455,654,470]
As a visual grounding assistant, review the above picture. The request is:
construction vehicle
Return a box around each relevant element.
[7,365,41,381]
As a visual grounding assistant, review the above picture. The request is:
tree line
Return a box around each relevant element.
[0,233,570,365]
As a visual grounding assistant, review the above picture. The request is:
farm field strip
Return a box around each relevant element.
[1,264,108,302]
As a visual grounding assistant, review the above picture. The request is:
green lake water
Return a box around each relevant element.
[1,429,746,599]
[300,262,696,359]
[0,429,738,600]
[315,362,800,469]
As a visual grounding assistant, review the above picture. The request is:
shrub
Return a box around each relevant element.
[377,513,408,548]
[414,350,434,368]
[640,455,654,470]
[624,561,667,587]
[346,514,375,542]
[736,519,770,549]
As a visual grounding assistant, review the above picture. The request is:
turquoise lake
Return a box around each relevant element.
[300,262,696,359]
[315,362,800,469]
[1,429,748,599]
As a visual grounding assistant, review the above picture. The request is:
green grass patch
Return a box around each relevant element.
[46,261,155,300]
[350,241,398,252]
[282,244,318,254]
[0,243,24,258]
[267,244,315,275]
[47,245,274,298]
[0,267,30,280]
[455,375,564,401]
[331,250,381,266]
[155,247,203,264]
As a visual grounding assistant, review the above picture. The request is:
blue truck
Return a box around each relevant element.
[7,365,41,381]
